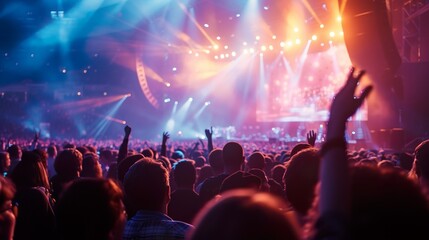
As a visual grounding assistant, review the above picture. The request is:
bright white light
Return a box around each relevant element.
[236,14,240,17]
[214,55,219,59]
[224,45,228,49]
[204,23,209,28]
[294,27,299,32]
[249,48,255,53]
[205,101,211,106]
[312,35,317,41]
[174,101,178,105]
[195,53,199,57]
[231,51,236,57]
[164,98,171,103]
[255,35,260,40]
[122,121,127,125]
[329,32,335,37]
[295,38,301,44]
[77,91,81,96]
[264,6,269,10]
[188,97,193,101]
[165,82,171,87]
[188,50,193,54]
[320,24,325,28]
[269,45,274,51]
[243,41,247,46]
[213,45,219,50]
[125,93,132,97]
[280,42,285,47]
[172,67,177,71]
[337,16,342,22]
[220,54,225,59]
[216,36,221,40]
[103,92,107,96]
[261,45,267,51]
[62,68,67,73]
[272,35,276,39]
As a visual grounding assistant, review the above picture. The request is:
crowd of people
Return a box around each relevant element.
[1,67,429,239]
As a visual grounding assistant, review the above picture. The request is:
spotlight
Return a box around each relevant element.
[329,32,335,37]
[243,41,247,46]
[312,35,317,41]
[103,92,107,96]
[231,51,236,57]
[272,35,277,39]
[337,16,342,22]
[293,27,299,32]
[213,45,219,50]
[188,97,193,101]
[216,36,221,40]
[261,46,267,51]
[320,24,325,28]
[122,121,127,125]
[165,82,171,87]
[77,91,81,96]
[205,101,211,106]
[204,23,209,28]
[236,13,240,17]
[295,39,301,44]
[255,35,260,41]
[125,93,132,97]
[174,101,178,105]
[269,45,274,51]
[224,45,229,49]
[172,67,177,71]
[280,42,285,47]
[164,98,171,103]
[249,48,255,53]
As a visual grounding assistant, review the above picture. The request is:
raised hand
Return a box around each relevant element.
[307,130,316,146]
[162,131,170,143]
[205,127,213,139]
[124,125,132,137]
[329,67,373,124]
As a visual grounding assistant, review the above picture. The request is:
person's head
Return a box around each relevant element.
[173,159,196,189]
[307,165,429,239]
[246,152,266,171]
[47,145,57,158]
[157,156,172,173]
[141,148,154,159]
[0,152,10,174]
[171,150,185,160]
[0,176,16,240]
[290,143,311,158]
[10,151,50,191]
[283,148,320,216]
[7,144,21,160]
[117,154,144,183]
[271,164,286,187]
[208,148,224,175]
[188,190,300,240]
[81,152,103,178]
[54,149,83,180]
[194,156,206,168]
[414,139,429,180]
[196,165,214,185]
[32,148,48,170]
[56,178,125,240]
[222,142,244,172]
[123,158,170,213]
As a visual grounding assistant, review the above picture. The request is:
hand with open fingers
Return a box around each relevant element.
[162,131,170,143]
[307,130,317,146]
[329,67,373,124]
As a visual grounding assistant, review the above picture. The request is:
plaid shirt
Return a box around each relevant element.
[123,210,194,240]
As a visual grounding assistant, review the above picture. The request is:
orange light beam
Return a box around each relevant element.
[300,0,322,25]
[339,0,348,15]
[178,2,217,46]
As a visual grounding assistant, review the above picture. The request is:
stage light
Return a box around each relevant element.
[103,92,107,96]
[272,35,277,39]
[165,82,171,87]
[61,68,67,74]
[295,38,301,44]
[243,41,247,46]
[312,35,317,41]
[263,6,269,10]
[320,43,325,47]
[164,98,171,103]
[122,121,127,125]
[224,45,229,49]
[195,53,199,57]
[214,55,219,59]
[225,54,229,58]
[249,48,255,53]
[260,53,263,57]
[255,35,260,40]
[269,45,274,51]
[294,27,299,32]
[261,45,267,51]
[243,49,248,54]
[125,93,132,97]
[216,36,221,40]
[236,14,240,17]
[280,42,285,47]
[220,54,225,59]
[188,50,193,54]
[320,24,325,28]
[205,101,211,106]
[77,91,81,96]
[83,69,87,74]
[287,41,292,47]
[188,97,193,101]
[329,32,335,37]
[204,23,209,28]
[337,16,342,22]
[174,101,178,105]
[205,50,210,54]
[172,67,177,71]
[339,31,344,36]
[231,51,236,57]
[213,45,219,50]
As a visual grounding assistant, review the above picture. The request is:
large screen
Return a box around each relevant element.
[256,44,368,122]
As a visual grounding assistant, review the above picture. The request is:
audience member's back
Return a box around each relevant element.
[187,190,300,240]
[123,158,193,240]
[168,159,203,224]
[56,178,126,240]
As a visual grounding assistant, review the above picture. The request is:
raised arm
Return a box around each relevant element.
[30,131,40,150]
[205,127,214,153]
[161,131,170,157]
[307,130,317,147]
[117,125,131,164]
[319,67,372,217]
